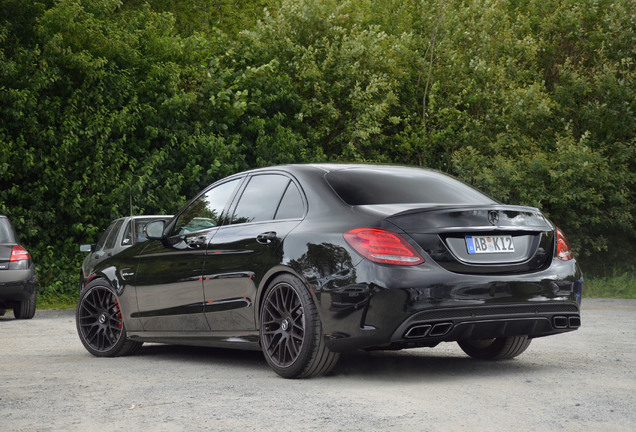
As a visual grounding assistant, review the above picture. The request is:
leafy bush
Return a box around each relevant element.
[0,0,634,303]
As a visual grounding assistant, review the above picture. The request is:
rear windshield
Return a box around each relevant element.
[325,167,496,206]
[0,218,17,243]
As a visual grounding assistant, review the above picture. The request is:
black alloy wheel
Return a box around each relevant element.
[260,274,339,378]
[458,336,531,360]
[76,279,141,357]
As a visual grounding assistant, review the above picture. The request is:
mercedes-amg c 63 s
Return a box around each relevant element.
[76,164,582,378]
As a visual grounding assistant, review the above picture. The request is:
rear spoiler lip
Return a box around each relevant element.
[387,203,542,217]
[381,204,553,234]
[392,225,553,235]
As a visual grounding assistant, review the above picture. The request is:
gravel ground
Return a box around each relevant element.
[1,298,634,431]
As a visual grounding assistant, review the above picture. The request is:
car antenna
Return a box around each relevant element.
[129,183,133,217]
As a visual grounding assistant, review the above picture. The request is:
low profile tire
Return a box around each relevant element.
[458,336,531,360]
[0,308,6,317]
[260,274,340,378]
[76,279,142,357]
[13,289,36,319]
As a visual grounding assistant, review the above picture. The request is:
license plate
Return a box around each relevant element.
[466,235,514,254]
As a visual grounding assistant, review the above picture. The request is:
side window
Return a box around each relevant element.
[174,179,240,235]
[95,221,117,251]
[121,220,133,246]
[0,218,15,243]
[275,182,304,220]
[134,219,154,243]
[231,175,290,224]
[104,219,124,250]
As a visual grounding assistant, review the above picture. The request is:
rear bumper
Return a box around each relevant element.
[0,269,36,303]
[315,258,583,352]
[389,302,580,347]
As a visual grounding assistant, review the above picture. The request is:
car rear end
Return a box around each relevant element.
[0,216,37,318]
[383,205,580,343]
[316,166,582,352]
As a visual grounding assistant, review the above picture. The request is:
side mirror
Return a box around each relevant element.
[144,220,166,240]
[80,244,94,253]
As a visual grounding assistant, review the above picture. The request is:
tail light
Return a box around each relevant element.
[10,245,31,262]
[556,228,573,261]
[344,228,424,266]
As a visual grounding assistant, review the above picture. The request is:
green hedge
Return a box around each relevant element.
[0,0,633,300]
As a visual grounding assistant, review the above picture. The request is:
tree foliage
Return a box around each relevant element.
[0,0,633,298]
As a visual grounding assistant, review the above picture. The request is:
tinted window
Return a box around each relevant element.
[122,218,158,246]
[95,221,117,251]
[0,218,16,243]
[325,167,496,205]
[275,182,304,220]
[133,219,157,243]
[175,179,240,234]
[121,220,134,246]
[232,175,290,224]
[104,219,124,250]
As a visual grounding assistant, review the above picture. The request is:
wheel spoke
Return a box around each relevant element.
[286,336,299,358]
[261,282,307,368]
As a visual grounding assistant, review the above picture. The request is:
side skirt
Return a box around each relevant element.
[127,330,261,351]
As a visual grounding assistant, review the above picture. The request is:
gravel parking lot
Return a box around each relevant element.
[1,298,634,431]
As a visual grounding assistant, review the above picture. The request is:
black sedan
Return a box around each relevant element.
[76,164,582,378]
[0,215,37,319]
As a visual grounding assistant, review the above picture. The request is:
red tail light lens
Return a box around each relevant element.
[344,228,424,266]
[556,228,573,261]
[10,245,31,262]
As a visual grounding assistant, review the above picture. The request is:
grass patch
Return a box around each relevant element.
[584,272,636,299]
[38,293,77,310]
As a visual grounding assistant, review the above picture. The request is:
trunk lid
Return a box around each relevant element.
[384,205,555,274]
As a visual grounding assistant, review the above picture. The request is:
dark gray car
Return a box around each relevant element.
[80,216,171,290]
[0,215,37,319]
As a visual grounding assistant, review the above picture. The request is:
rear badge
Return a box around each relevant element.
[466,235,515,254]
[488,210,499,226]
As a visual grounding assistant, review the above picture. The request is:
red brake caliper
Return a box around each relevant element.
[114,301,123,329]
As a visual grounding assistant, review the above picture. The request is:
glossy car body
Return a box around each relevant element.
[0,215,37,319]
[77,164,582,378]
[79,215,172,290]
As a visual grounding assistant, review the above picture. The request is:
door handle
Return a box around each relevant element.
[256,231,277,245]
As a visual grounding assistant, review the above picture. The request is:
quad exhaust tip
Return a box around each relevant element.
[553,315,581,329]
[404,322,453,339]
[404,315,580,339]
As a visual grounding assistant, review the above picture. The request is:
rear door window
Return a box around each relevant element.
[231,174,291,224]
